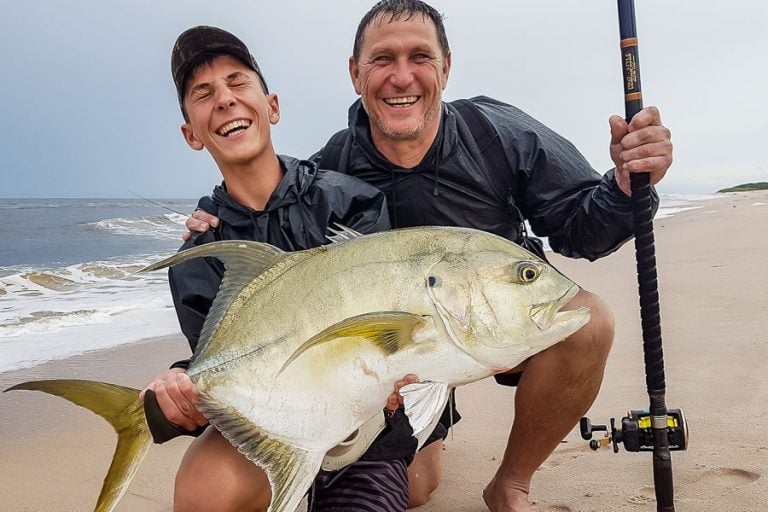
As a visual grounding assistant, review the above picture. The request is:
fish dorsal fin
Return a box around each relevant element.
[400,381,450,450]
[197,396,325,512]
[140,241,288,364]
[140,240,285,277]
[326,223,363,244]
[279,311,426,374]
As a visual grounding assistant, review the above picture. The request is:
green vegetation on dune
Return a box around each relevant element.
[717,182,768,193]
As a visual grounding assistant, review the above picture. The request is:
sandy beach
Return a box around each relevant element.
[1,190,766,512]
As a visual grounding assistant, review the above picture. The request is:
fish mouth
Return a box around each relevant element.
[530,285,581,330]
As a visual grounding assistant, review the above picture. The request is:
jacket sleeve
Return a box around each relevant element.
[317,171,392,235]
[477,98,658,261]
[167,231,225,369]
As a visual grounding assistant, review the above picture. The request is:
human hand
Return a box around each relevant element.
[609,106,673,196]
[182,209,220,241]
[386,374,419,411]
[139,368,207,431]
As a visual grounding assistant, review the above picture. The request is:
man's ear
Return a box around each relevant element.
[349,56,362,95]
[181,124,204,151]
[441,52,452,90]
[266,93,281,125]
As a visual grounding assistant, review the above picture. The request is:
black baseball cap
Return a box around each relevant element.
[171,26,268,106]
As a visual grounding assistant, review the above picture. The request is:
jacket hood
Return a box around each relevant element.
[211,155,317,227]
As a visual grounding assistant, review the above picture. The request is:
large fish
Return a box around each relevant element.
[6,226,590,512]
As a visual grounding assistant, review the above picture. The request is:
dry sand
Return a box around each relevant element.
[1,190,766,512]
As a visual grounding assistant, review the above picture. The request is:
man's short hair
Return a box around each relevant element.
[171,26,268,120]
[353,0,450,62]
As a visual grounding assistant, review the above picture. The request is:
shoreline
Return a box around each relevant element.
[1,190,766,511]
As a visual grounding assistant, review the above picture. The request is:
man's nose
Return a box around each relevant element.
[389,59,414,88]
[215,88,237,109]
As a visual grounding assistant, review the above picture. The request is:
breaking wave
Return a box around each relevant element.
[0,256,179,372]
[86,213,188,240]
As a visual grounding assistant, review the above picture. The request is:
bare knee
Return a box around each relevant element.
[566,289,615,360]
[174,428,271,512]
[407,441,443,508]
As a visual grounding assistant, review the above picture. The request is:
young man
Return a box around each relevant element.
[187,2,674,511]
[143,26,419,512]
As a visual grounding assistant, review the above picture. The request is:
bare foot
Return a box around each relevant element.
[483,476,531,512]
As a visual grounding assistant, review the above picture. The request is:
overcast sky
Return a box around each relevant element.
[1,0,766,198]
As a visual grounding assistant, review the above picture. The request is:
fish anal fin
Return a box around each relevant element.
[4,380,152,512]
[197,397,324,512]
[280,312,426,374]
[400,381,450,449]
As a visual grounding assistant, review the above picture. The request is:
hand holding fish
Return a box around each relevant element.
[609,106,673,196]
[387,374,419,411]
[140,368,208,431]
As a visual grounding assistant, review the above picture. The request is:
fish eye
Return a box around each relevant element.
[517,263,540,283]
[427,275,441,287]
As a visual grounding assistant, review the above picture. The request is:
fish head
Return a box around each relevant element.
[425,247,591,371]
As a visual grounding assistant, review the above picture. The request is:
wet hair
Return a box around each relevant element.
[180,51,269,122]
[353,0,450,62]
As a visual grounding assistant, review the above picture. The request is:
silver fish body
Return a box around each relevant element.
[5,226,590,512]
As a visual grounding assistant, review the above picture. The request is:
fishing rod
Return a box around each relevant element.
[579,2,688,511]
[129,189,188,216]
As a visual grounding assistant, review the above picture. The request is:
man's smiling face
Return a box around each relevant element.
[350,14,451,144]
[181,55,279,169]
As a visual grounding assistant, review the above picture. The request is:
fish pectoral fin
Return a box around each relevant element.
[400,381,450,449]
[279,311,427,374]
[197,397,325,512]
[5,380,152,512]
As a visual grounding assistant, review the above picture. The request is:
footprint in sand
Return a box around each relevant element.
[540,445,589,470]
[680,467,760,500]
[532,504,574,512]
[626,467,760,505]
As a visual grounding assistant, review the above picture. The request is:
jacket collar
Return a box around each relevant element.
[212,155,317,226]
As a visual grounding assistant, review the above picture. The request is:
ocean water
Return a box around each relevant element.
[0,198,195,372]
[0,194,719,373]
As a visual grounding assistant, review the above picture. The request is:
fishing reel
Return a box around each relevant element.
[579,409,688,453]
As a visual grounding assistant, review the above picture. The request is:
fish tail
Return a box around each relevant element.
[4,379,153,512]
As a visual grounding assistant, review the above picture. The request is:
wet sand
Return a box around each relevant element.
[1,190,766,511]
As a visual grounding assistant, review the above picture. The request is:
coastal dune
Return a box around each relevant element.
[1,190,766,512]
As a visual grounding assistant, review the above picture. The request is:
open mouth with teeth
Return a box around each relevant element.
[383,96,419,107]
[217,119,251,137]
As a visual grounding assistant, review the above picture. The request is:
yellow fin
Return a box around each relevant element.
[197,396,325,512]
[279,311,426,374]
[5,380,151,512]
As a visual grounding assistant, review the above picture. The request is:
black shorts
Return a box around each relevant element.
[308,458,410,511]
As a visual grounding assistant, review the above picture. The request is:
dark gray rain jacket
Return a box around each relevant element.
[316,96,658,261]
